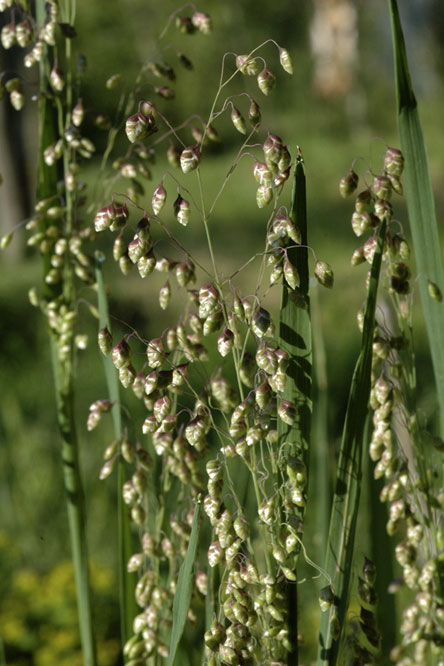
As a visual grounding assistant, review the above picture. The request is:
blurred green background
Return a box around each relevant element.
[1,0,443,663]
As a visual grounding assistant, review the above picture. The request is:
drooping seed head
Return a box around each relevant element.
[236,54,261,76]
[98,326,113,355]
[180,145,201,173]
[384,147,404,177]
[112,339,132,369]
[217,327,234,357]
[252,307,271,337]
[314,260,334,288]
[257,67,276,95]
[174,194,190,226]
[191,11,212,34]
[428,280,443,302]
[248,99,261,126]
[283,258,300,290]
[256,185,273,208]
[263,133,283,167]
[125,109,157,143]
[158,280,171,309]
[230,106,247,135]
[279,47,293,74]
[372,174,392,200]
[167,143,181,167]
[339,169,359,198]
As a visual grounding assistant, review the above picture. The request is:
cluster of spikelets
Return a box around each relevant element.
[84,14,333,662]
[341,148,444,665]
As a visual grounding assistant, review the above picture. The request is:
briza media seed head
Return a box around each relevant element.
[279,48,293,74]
[339,168,359,197]
[257,67,276,95]
[174,194,190,225]
[384,147,404,177]
[314,260,334,288]
[191,11,212,34]
[180,145,201,173]
[236,54,261,76]
[230,106,247,134]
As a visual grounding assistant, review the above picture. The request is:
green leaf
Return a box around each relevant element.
[278,148,312,664]
[168,499,201,666]
[389,0,444,435]
[317,221,386,666]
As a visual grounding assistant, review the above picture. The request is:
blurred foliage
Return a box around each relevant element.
[0,532,120,666]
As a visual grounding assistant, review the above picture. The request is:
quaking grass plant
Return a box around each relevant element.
[1,1,443,665]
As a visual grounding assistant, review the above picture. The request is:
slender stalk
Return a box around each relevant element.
[95,259,137,653]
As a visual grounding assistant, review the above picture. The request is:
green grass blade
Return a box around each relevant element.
[168,500,201,666]
[278,147,312,663]
[95,258,137,651]
[310,284,331,564]
[389,0,444,435]
[317,221,386,666]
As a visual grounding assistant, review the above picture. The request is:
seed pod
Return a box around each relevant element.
[351,246,365,266]
[355,189,373,213]
[125,110,157,143]
[255,379,271,410]
[384,147,404,177]
[374,198,393,222]
[16,20,33,47]
[10,90,24,110]
[131,504,146,526]
[203,310,223,336]
[1,24,16,50]
[263,133,283,167]
[0,232,13,249]
[180,145,201,173]
[256,185,273,208]
[217,327,234,356]
[231,106,247,134]
[279,47,293,74]
[174,194,190,226]
[99,459,115,480]
[208,541,224,567]
[278,399,296,425]
[98,326,113,355]
[339,169,359,198]
[372,175,391,200]
[137,252,156,278]
[239,353,256,387]
[252,307,271,337]
[167,143,181,168]
[248,99,261,126]
[191,11,212,34]
[112,339,132,369]
[236,54,260,76]
[233,514,249,540]
[428,280,443,302]
[50,67,65,92]
[106,73,122,89]
[283,258,300,290]
[159,280,171,309]
[142,415,157,434]
[254,162,274,190]
[155,85,175,100]
[314,260,334,288]
[146,338,166,368]
[319,585,335,612]
[257,67,276,95]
